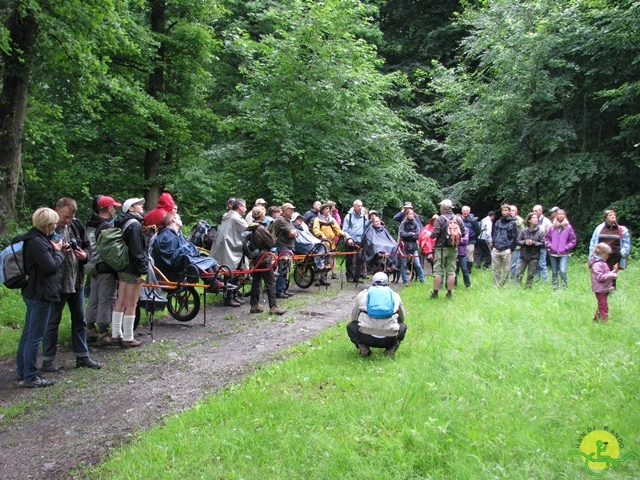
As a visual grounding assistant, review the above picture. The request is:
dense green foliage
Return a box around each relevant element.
[1,0,638,244]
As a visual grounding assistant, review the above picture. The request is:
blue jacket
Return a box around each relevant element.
[342,208,369,243]
[492,216,518,252]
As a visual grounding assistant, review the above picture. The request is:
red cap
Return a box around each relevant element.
[97,196,122,209]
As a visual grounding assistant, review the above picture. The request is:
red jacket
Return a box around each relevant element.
[143,192,175,229]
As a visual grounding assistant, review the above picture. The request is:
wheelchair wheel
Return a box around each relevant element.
[167,287,200,322]
[294,262,315,288]
[278,255,292,291]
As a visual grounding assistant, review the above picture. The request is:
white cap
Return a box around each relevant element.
[372,272,389,286]
[122,197,145,213]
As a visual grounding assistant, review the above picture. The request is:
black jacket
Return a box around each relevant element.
[19,228,65,302]
[516,227,545,261]
[492,216,518,251]
[399,219,420,252]
[114,212,148,276]
[463,214,481,244]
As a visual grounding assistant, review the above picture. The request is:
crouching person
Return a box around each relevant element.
[347,272,407,357]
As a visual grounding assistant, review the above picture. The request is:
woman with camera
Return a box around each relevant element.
[16,208,65,387]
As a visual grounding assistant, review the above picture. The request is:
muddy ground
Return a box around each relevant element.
[0,280,376,479]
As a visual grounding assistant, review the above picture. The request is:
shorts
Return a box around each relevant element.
[433,247,457,277]
[118,271,141,285]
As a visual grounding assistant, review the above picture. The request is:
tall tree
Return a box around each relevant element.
[428,0,640,237]
[0,3,38,235]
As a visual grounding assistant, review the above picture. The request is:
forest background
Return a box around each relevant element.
[1,0,639,251]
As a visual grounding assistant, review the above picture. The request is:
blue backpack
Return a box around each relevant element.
[366,286,395,319]
[0,238,27,289]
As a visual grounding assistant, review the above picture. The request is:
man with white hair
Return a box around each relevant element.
[347,272,407,357]
[533,204,553,281]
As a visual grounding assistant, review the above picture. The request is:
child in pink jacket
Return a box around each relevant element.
[588,243,618,323]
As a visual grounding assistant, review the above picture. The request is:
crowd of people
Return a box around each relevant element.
[13,193,632,381]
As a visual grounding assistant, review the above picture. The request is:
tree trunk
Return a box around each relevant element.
[0,7,38,236]
[144,0,166,210]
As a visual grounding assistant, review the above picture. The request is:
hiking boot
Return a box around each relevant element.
[331,273,339,280]
[121,339,142,349]
[357,344,372,357]
[21,375,55,388]
[86,327,98,342]
[384,342,400,357]
[40,361,64,373]
[96,332,112,347]
[250,305,264,314]
[224,296,241,307]
[446,290,453,299]
[111,336,123,347]
[284,291,294,298]
[319,279,331,286]
[76,357,102,369]
[269,306,287,316]
[276,292,287,299]
[430,291,439,299]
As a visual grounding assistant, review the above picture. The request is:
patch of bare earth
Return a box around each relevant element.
[0,282,366,479]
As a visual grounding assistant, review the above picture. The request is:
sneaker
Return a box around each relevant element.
[121,339,142,349]
[319,279,331,286]
[276,292,287,299]
[269,306,287,315]
[384,342,400,356]
[284,292,295,298]
[250,305,264,314]
[40,361,64,373]
[76,357,102,369]
[111,336,123,346]
[430,291,439,299]
[21,375,55,388]
[358,344,372,357]
[403,282,409,287]
[331,273,339,280]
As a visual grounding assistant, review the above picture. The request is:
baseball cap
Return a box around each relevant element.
[281,202,295,210]
[255,198,267,206]
[372,272,389,286]
[122,197,145,213]
[97,196,122,209]
[291,212,302,222]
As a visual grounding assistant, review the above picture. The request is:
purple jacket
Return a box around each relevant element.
[457,227,470,257]
[546,223,577,256]
[589,256,617,293]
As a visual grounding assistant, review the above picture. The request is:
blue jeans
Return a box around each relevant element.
[548,255,569,289]
[535,247,549,281]
[456,255,471,287]
[17,297,53,382]
[42,288,89,360]
[510,249,520,280]
[400,250,425,283]
[275,245,293,294]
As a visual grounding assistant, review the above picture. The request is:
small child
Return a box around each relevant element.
[588,243,618,323]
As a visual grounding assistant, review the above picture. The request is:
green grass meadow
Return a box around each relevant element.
[78,261,640,479]
[2,261,638,478]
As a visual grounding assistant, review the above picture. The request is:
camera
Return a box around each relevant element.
[68,238,79,251]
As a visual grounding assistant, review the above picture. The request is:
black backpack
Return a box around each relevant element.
[241,229,260,259]
[188,220,217,250]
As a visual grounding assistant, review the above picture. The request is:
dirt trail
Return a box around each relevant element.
[0,282,367,479]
